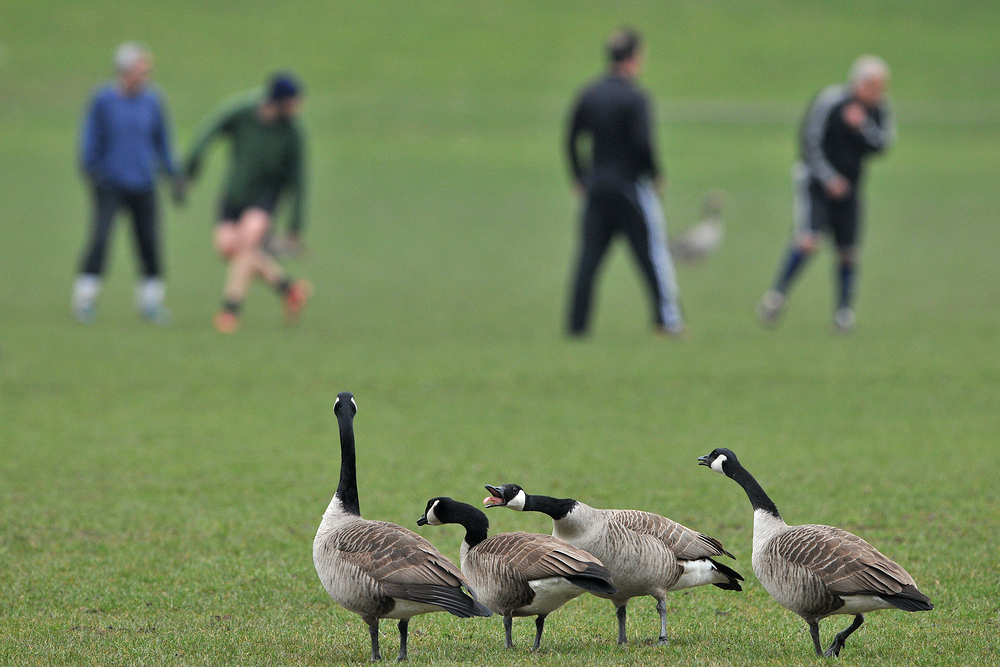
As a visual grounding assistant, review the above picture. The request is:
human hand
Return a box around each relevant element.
[843,102,867,129]
[825,175,851,199]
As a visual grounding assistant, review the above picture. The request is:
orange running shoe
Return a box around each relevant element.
[284,279,313,322]
[213,310,240,334]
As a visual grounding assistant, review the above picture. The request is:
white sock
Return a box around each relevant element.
[136,277,165,311]
[73,274,101,311]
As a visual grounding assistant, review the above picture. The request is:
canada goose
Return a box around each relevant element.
[313,393,491,662]
[697,448,933,657]
[484,483,743,646]
[417,496,617,651]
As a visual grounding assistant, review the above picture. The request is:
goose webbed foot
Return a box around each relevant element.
[616,604,628,645]
[531,614,547,652]
[823,615,864,658]
[503,615,514,649]
[396,619,408,662]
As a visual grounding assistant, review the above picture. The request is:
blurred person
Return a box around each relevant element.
[181,72,311,334]
[758,56,895,332]
[566,28,684,337]
[73,42,181,324]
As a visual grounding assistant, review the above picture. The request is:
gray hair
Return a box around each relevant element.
[114,42,149,74]
[849,55,889,86]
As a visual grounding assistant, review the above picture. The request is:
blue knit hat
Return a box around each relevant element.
[269,72,301,101]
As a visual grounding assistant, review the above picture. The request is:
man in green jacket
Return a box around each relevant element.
[182,72,310,333]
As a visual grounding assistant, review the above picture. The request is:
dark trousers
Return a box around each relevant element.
[80,184,161,278]
[568,182,678,333]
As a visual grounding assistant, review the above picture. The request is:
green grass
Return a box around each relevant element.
[2,0,999,664]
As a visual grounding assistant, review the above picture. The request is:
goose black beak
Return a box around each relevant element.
[697,454,712,467]
[416,515,428,526]
[483,484,506,508]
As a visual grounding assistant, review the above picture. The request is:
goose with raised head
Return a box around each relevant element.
[483,483,742,646]
[418,496,617,651]
[313,393,491,662]
[698,448,933,657]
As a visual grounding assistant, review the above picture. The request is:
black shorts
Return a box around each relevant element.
[794,168,861,248]
[218,193,280,224]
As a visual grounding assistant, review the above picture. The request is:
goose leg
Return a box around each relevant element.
[616,604,628,645]
[531,614,547,652]
[808,621,823,657]
[364,616,382,662]
[503,614,514,649]
[396,619,409,662]
[824,614,864,658]
[656,599,669,645]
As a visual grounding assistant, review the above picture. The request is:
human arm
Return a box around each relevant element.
[801,88,846,196]
[855,98,895,153]
[282,123,306,237]
[79,92,106,181]
[631,93,661,181]
[566,95,587,191]
[182,96,244,180]
[151,90,178,178]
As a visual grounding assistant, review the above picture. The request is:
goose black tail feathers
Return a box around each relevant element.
[709,558,745,591]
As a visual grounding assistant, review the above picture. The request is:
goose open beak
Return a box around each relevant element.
[483,484,506,508]
[697,454,712,467]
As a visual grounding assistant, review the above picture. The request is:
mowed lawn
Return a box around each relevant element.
[1,1,998,665]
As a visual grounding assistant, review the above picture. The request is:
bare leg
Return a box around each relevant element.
[824,614,864,658]
[217,208,284,305]
[531,615,546,652]
[616,604,628,645]
[656,598,669,645]
[503,614,514,649]
[808,621,823,657]
[396,619,408,662]
[364,616,381,662]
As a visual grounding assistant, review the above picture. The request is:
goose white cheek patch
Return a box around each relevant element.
[507,490,527,511]
[425,501,442,525]
[711,455,728,474]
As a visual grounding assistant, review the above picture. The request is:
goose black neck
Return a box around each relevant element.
[335,412,361,516]
[729,463,780,519]
[450,502,490,548]
[523,494,578,520]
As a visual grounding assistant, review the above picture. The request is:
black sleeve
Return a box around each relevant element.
[566,94,586,182]
[632,94,659,180]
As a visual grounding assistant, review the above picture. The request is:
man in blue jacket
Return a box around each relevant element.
[73,42,180,324]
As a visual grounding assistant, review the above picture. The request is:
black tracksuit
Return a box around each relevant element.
[566,73,681,333]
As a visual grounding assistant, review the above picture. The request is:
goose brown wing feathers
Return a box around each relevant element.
[474,531,609,581]
[772,524,917,597]
[607,509,735,559]
[336,520,467,588]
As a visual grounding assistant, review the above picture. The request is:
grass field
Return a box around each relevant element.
[2,1,999,665]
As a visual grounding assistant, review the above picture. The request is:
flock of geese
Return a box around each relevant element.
[313,392,933,661]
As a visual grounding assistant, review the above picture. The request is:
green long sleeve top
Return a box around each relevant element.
[184,91,306,234]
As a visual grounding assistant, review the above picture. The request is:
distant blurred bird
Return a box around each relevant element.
[669,190,727,263]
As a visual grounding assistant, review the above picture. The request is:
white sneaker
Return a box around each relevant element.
[834,307,856,332]
[757,290,785,326]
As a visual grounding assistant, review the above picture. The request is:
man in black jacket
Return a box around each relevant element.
[759,56,894,332]
[566,28,684,337]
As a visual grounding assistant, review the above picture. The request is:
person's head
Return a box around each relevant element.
[115,42,151,96]
[607,28,643,77]
[848,55,890,107]
[261,72,303,119]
